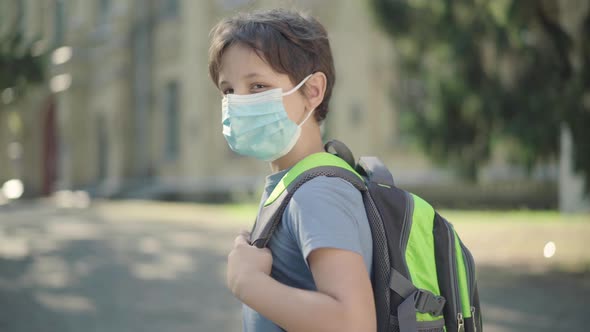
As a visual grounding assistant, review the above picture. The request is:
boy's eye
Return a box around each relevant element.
[223,88,234,95]
[252,84,266,90]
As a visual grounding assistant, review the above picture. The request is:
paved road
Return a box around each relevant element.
[0,200,588,331]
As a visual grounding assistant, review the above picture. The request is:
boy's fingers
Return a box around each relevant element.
[239,229,251,240]
[234,233,250,246]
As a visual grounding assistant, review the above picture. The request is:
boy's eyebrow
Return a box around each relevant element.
[243,72,262,79]
[218,73,264,87]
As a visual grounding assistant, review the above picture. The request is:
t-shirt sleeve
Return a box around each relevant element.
[284,176,367,262]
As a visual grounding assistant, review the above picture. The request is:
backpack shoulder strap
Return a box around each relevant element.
[250,152,365,248]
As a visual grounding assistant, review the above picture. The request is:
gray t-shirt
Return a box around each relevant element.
[242,169,373,332]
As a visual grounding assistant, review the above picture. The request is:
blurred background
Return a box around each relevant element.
[0,0,588,331]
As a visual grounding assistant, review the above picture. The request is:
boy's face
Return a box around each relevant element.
[218,43,309,124]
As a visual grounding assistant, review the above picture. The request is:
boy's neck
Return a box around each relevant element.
[270,130,324,173]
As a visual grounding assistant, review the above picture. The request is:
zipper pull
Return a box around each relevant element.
[457,313,465,332]
[471,307,477,332]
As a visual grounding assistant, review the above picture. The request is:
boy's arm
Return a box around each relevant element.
[230,234,376,332]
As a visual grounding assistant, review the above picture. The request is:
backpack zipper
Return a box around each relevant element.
[443,220,462,331]
[471,306,477,332]
[460,242,476,306]
[461,245,478,332]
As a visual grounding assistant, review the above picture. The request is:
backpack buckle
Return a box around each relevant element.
[414,289,446,316]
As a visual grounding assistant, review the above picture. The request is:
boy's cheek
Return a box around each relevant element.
[283,99,305,122]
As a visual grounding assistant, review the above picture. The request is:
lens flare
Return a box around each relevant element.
[543,241,556,258]
[2,179,24,200]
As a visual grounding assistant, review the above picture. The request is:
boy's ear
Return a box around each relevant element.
[304,72,327,112]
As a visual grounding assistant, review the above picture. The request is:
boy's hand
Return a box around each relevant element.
[227,230,273,300]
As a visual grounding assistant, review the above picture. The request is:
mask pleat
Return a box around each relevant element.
[225,113,288,136]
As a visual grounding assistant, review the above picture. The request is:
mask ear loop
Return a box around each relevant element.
[282,74,313,96]
[297,107,316,127]
[283,73,316,126]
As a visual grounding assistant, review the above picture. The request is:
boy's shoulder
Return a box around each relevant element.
[284,176,366,229]
[290,175,362,206]
[280,175,373,267]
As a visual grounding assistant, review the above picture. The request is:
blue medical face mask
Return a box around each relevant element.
[221,74,314,161]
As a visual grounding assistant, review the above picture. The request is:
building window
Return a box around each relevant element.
[97,114,108,181]
[164,81,180,161]
[18,1,25,35]
[54,0,66,46]
[160,0,179,19]
[349,102,364,127]
[99,0,111,25]
[217,0,251,11]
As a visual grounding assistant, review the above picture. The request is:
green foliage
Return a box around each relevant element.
[371,0,590,188]
[0,32,45,100]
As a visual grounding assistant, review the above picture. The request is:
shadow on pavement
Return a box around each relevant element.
[0,204,588,332]
[477,265,590,332]
[0,207,242,332]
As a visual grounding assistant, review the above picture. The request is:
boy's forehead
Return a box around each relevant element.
[219,44,275,81]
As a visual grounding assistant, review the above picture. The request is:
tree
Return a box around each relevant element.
[0,21,45,104]
[370,0,590,189]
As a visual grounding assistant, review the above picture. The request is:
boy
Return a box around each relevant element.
[208,8,376,331]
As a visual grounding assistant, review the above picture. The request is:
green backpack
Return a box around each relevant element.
[250,140,482,332]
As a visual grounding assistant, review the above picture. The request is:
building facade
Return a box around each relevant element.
[2,0,410,199]
[2,0,584,210]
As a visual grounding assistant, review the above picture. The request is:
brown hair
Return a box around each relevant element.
[208,8,335,122]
